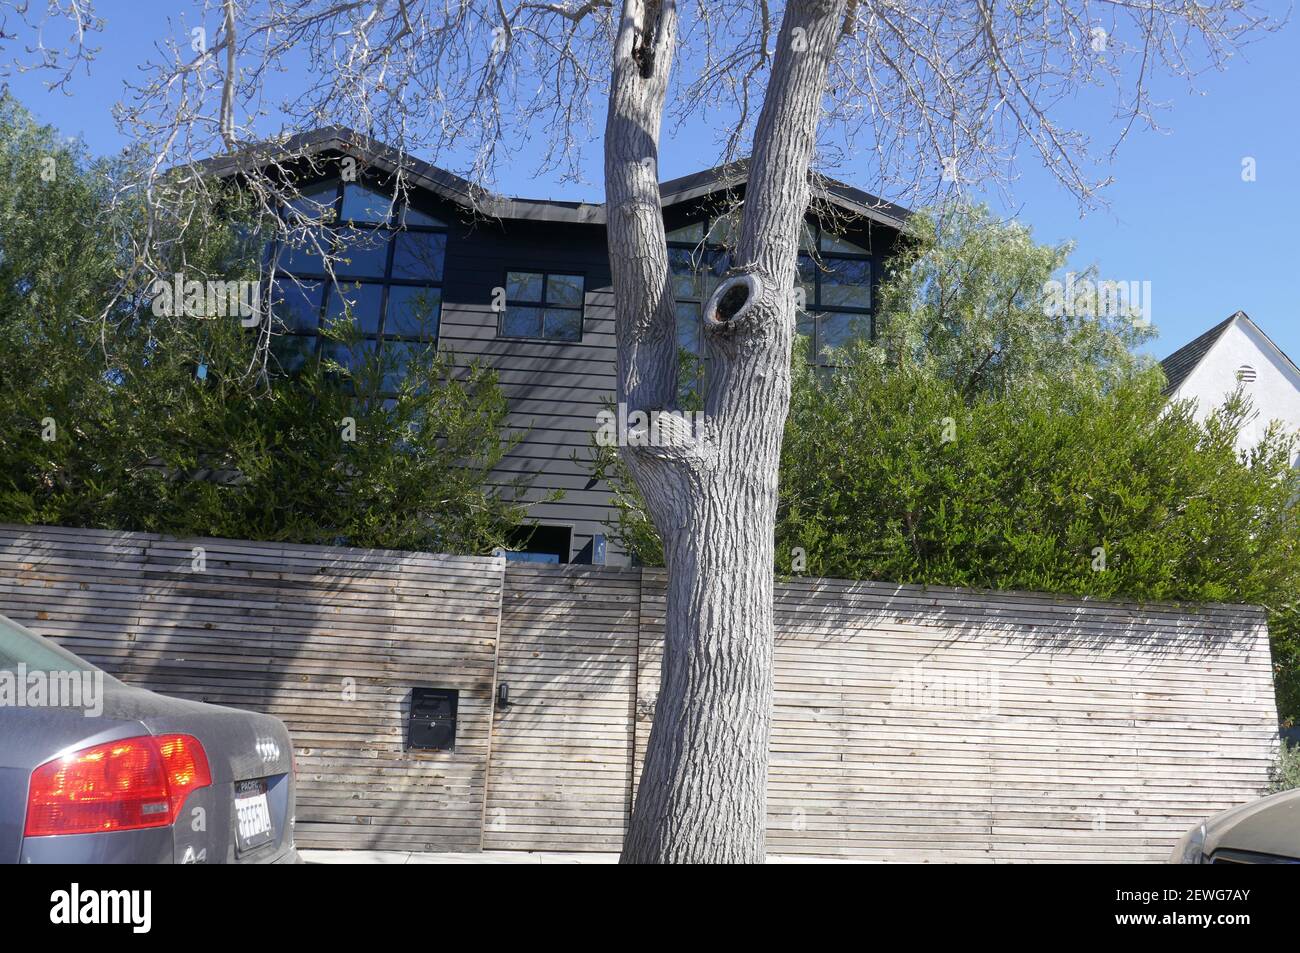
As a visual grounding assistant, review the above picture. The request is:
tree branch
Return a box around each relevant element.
[738,0,847,297]
[604,0,679,415]
[219,0,238,148]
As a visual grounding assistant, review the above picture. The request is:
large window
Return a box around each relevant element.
[796,225,872,364]
[497,270,585,342]
[667,213,874,380]
[666,216,733,396]
[270,180,447,393]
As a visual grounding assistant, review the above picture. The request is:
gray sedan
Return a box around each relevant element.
[0,611,299,863]
[1171,787,1300,863]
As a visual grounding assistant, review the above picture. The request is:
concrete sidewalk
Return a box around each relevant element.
[301,849,859,864]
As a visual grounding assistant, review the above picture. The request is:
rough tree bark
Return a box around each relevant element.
[606,0,848,864]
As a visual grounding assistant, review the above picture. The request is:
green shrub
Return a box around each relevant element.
[1267,740,1300,794]
[0,95,533,556]
[591,205,1300,723]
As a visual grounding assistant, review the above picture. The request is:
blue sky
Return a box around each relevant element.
[7,1,1297,362]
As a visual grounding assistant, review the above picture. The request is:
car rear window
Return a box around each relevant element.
[0,614,95,674]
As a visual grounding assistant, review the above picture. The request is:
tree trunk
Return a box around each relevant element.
[606,0,847,863]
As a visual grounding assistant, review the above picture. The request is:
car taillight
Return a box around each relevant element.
[25,733,212,837]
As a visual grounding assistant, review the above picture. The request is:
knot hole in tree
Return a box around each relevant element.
[705,273,762,328]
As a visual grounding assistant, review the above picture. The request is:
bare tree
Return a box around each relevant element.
[6,0,1280,863]
[607,0,855,864]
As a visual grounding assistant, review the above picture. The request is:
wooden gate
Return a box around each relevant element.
[481,564,641,851]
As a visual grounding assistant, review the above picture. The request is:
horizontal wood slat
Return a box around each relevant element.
[0,523,504,853]
[635,571,1277,862]
[0,524,1277,862]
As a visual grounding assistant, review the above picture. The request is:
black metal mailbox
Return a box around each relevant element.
[408,687,458,751]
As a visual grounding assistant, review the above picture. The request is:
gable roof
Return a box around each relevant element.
[198,126,910,231]
[1160,311,1300,394]
[656,158,911,231]
[1159,314,1237,394]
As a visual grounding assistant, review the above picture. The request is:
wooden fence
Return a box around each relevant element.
[0,523,1279,861]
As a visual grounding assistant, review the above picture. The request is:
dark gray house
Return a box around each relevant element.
[211,129,908,565]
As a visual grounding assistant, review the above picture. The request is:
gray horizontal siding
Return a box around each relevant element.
[421,198,900,566]
[436,216,621,563]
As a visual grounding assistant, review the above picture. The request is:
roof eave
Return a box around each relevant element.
[196,126,910,230]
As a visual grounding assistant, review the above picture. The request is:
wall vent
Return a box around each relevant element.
[1236,364,1257,383]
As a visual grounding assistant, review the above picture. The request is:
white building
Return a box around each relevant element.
[1160,311,1300,466]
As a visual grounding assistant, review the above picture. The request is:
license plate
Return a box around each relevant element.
[233,779,274,853]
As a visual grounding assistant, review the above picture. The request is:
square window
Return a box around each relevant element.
[335,227,391,278]
[270,334,317,374]
[546,274,584,308]
[818,311,871,359]
[666,221,705,243]
[506,525,572,563]
[278,227,329,275]
[501,305,544,338]
[392,232,446,281]
[668,247,702,297]
[266,183,450,382]
[820,258,872,309]
[321,337,377,376]
[325,283,384,335]
[506,271,544,302]
[499,271,585,341]
[272,280,323,333]
[381,340,433,392]
[386,286,441,339]
[542,308,582,342]
[341,183,392,224]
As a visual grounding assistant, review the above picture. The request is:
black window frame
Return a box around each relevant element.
[796,224,874,365]
[666,220,733,398]
[495,269,587,344]
[269,177,449,395]
[666,214,875,378]
[503,524,574,564]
